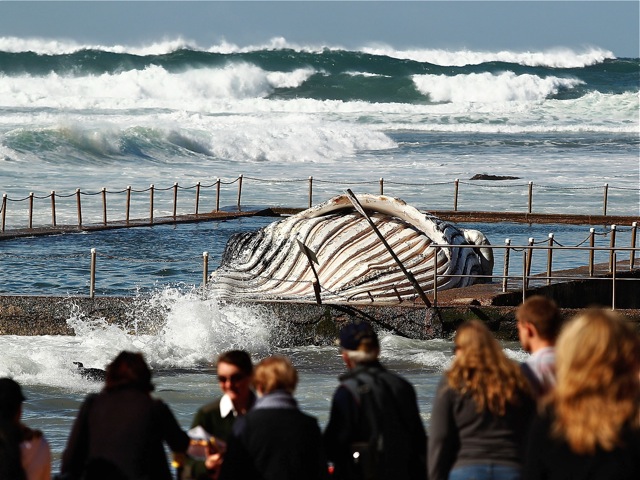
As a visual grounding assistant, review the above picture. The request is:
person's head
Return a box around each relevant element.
[516,295,562,353]
[216,350,253,407]
[105,351,154,392]
[0,378,25,423]
[339,321,380,367]
[551,309,640,454]
[448,320,529,415]
[253,355,298,396]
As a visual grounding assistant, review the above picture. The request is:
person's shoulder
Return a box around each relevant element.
[197,397,223,415]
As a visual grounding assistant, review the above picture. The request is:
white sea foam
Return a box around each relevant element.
[0,35,617,68]
[0,288,274,389]
[413,72,583,103]
[361,44,616,68]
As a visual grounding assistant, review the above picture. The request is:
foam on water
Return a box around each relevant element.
[0,287,276,390]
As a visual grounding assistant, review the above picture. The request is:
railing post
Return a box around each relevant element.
[527,181,533,214]
[308,176,313,209]
[454,178,459,211]
[1,194,6,232]
[546,233,554,285]
[149,184,154,224]
[51,191,57,227]
[522,244,527,303]
[432,245,438,307]
[125,186,131,224]
[609,224,617,272]
[216,178,221,212]
[611,252,616,310]
[630,222,637,270]
[502,238,511,292]
[525,238,534,290]
[101,187,107,225]
[202,251,209,286]
[173,182,178,219]
[589,228,595,276]
[237,174,243,211]
[90,248,97,299]
[195,182,201,215]
[28,192,34,229]
[379,178,384,196]
[603,183,609,216]
[76,188,82,227]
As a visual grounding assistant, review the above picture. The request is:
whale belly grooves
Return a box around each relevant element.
[209,194,494,303]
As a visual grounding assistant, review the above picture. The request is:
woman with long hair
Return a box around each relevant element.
[524,309,640,479]
[429,320,535,480]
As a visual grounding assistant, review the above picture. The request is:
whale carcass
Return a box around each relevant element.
[209,194,493,304]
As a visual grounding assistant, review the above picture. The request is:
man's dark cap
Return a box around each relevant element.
[0,378,26,411]
[339,321,379,350]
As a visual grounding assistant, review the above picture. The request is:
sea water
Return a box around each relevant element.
[0,38,638,471]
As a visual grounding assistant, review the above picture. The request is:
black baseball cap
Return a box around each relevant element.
[339,321,379,351]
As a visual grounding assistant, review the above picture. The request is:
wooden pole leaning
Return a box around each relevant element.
[308,176,313,209]
[125,186,131,224]
[454,179,459,211]
[28,192,34,229]
[527,181,533,214]
[51,191,57,227]
[149,184,154,224]
[1,194,6,232]
[102,187,107,225]
[237,175,243,211]
[76,188,82,227]
[345,189,432,308]
[173,183,178,219]
[603,183,609,216]
[379,178,384,196]
[195,182,201,215]
[216,178,221,212]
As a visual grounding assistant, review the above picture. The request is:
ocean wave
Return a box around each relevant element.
[361,45,616,68]
[0,35,618,69]
[412,72,584,103]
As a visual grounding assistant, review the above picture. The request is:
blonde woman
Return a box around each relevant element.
[219,355,326,480]
[524,309,640,479]
[429,320,535,480]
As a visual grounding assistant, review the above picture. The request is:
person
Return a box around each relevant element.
[187,350,256,480]
[59,351,189,480]
[0,378,51,480]
[324,321,427,480]
[516,296,563,397]
[219,355,326,480]
[429,320,535,480]
[524,309,640,479]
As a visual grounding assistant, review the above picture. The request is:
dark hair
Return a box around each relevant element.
[516,295,563,341]
[216,350,253,377]
[105,351,154,392]
[0,378,26,422]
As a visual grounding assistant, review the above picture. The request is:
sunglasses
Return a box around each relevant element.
[217,373,246,384]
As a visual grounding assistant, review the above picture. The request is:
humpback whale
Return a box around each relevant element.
[209,193,493,304]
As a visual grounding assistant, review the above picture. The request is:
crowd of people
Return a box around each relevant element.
[1,296,639,480]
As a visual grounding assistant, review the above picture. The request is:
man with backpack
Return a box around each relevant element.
[324,321,427,480]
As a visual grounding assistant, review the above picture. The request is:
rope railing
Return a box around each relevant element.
[2,232,638,305]
[1,176,639,233]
